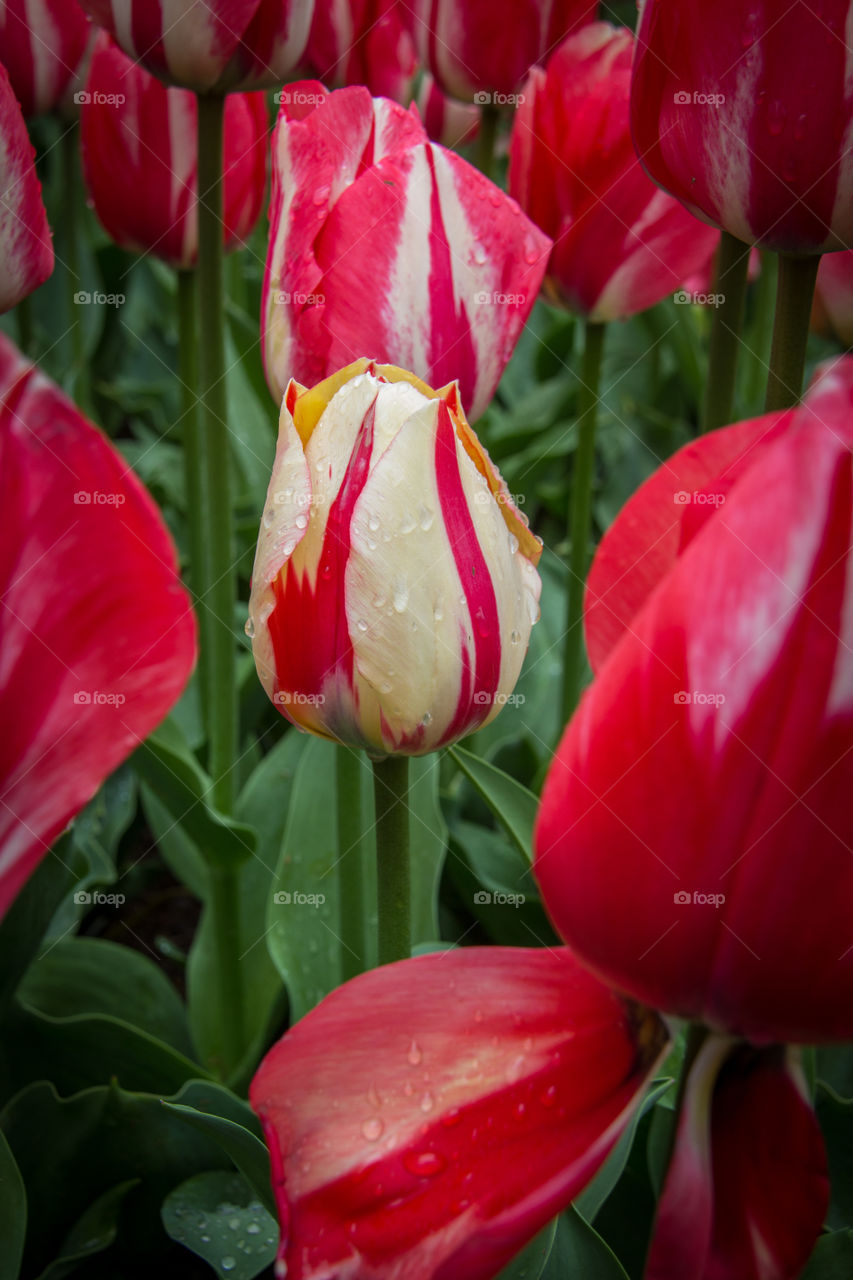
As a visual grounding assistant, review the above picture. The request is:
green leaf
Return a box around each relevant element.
[575,1079,673,1222]
[133,727,256,869]
[447,746,538,862]
[817,1085,853,1230]
[0,1129,25,1280]
[542,1208,630,1279]
[161,1170,277,1279]
[496,1218,558,1280]
[17,937,193,1056]
[35,1180,140,1280]
[162,1103,274,1217]
[225,331,276,510]
[801,1231,853,1279]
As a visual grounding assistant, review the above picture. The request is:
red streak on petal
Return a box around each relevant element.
[425,147,478,400]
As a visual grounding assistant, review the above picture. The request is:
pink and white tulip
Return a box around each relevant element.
[0,0,90,117]
[304,0,417,103]
[0,61,52,312]
[262,84,551,422]
[248,360,542,756]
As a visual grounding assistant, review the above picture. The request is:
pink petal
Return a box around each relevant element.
[0,0,90,117]
[0,334,196,918]
[250,947,668,1280]
[0,62,53,313]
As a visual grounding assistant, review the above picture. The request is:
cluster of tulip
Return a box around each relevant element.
[1,1,852,1279]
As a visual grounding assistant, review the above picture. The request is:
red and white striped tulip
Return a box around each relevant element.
[813,249,853,348]
[247,360,542,756]
[262,85,551,422]
[80,34,268,269]
[251,948,668,1280]
[404,0,596,101]
[414,71,480,149]
[79,0,315,92]
[536,358,853,1045]
[509,23,719,322]
[0,332,196,919]
[304,0,417,103]
[0,0,90,117]
[0,61,52,312]
[632,0,853,252]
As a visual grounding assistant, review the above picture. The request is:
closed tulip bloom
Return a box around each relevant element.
[0,62,53,312]
[0,0,90,117]
[80,34,268,268]
[262,85,551,422]
[509,23,719,321]
[405,0,596,100]
[79,0,314,92]
[632,0,853,252]
[536,359,853,1045]
[248,360,542,756]
[414,72,480,149]
[304,0,417,103]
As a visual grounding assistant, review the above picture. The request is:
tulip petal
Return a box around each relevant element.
[0,334,196,918]
[0,0,90,117]
[250,947,668,1280]
[647,1039,828,1280]
[535,358,853,1042]
[584,410,792,672]
[0,63,53,313]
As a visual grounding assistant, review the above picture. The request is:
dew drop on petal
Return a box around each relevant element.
[361,1117,384,1141]
[441,1107,462,1127]
[404,1150,446,1177]
[247,1223,261,1236]
[540,1084,557,1107]
[244,616,255,638]
[407,1040,422,1065]
[221,1259,236,1273]
[356,618,368,632]
[472,241,488,265]
[295,513,308,530]
[420,1092,435,1113]
[368,516,381,532]
[313,184,331,205]
[263,508,275,529]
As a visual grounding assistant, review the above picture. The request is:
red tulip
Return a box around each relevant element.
[508,23,719,321]
[632,0,853,253]
[80,34,268,269]
[535,358,853,1045]
[813,249,853,348]
[262,84,551,421]
[0,62,53,312]
[414,72,480,149]
[304,0,417,103]
[79,0,314,92]
[0,0,90,116]
[0,333,196,919]
[404,0,596,101]
[250,948,668,1280]
[248,360,542,755]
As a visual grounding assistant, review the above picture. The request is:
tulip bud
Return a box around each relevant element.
[248,360,542,756]
[0,0,90,117]
[0,63,53,313]
[304,0,417,104]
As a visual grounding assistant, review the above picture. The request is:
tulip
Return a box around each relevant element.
[262,84,551,422]
[0,0,90,117]
[508,22,719,322]
[80,34,268,269]
[251,948,668,1280]
[813,249,853,348]
[304,0,417,103]
[631,0,853,254]
[0,62,53,312]
[414,72,480,149]
[79,0,315,92]
[404,0,596,101]
[247,359,543,756]
[0,333,196,919]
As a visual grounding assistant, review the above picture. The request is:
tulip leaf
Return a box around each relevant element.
[161,1170,277,1279]
[162,1103,275,1217]
[542,1208,630,1279]
[496,1218,559,1279]
[577,1078,673,1220]
[225,330,276,511]
[35,1179,140,1280]
[801,1230,853,1279]
[0,1129,25,1280]
[133,727,256,868]
[448,746,538,862]
[817,1085,853,1230]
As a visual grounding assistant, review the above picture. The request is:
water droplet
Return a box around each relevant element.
[244,616,255,638]
[372,592,386,608]
[263,508,275,529]
[228,1216,240,1230]
[404,1150,446,1177]
[418,504,434,532]
[380,680,393,694]
[767,100,786,135]
[420,1092,435,1113]
[508,533,519,555]
[366,536,377,550]
[506,1055,526,1083]
[421,711,433,726]
[523,233,540,264]
[510,628,521,645]
[793,112,807,141]
[222,1259,236,1273]
[472,240,488,265]
[407,1040,422,1065]
[320,560,333,581]
[362,1117,384,1141]
[433,601,444,621]
[200,1234,210,1243]
[368,516,381,532]
[247,1223,261,1235]
[295,513,308,529]
[441,1107,462,1127]
[474,607,490,639]
[356,618,368,632]
[393,583,409,613]
[515,1102,527,1118]
[313,184,331,205]
[541,1083,558,1108]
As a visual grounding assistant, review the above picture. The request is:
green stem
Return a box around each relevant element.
[337,747,365,982]
[701,231,751,431]
[744,251,778,413]
[197,92,237,813]
[62,124,84,372]
[561,320,606,726]
[661,1021,708,1173]
[207,863,244,1078]
[764,252,820,411]
[16,294,33,355]
[372,756,411,967]
[476,102,500,179]
[177,268,210,707]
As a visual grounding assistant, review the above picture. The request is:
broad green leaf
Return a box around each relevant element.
[163,1103,274,1217]
[445,822,558,949]
[36,1180,139,1280]
[18,937,192,1056]
[817,1085,853,1230]
[0,1129,25,1280]
[542,1208,630,1279]
[576,1079,673,1222]
[225,331,276,510]
[448,746,538,862]
[162,1170,277,1280]
[801,1230,853,1279]
[497,1218,558,1280]
[450,819,540,901]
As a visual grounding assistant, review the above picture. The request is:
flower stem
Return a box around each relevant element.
[701,232,751,431]
[197,91,237,813]
[337,746,366,982]
[744,251,778,412]
[177,268,210,703]
[561,319,606,726]
[207,862,244,1079]
[764,252,820,411]
[372,756,411,967]
[476,102,500,180]
[62,124,85,373]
